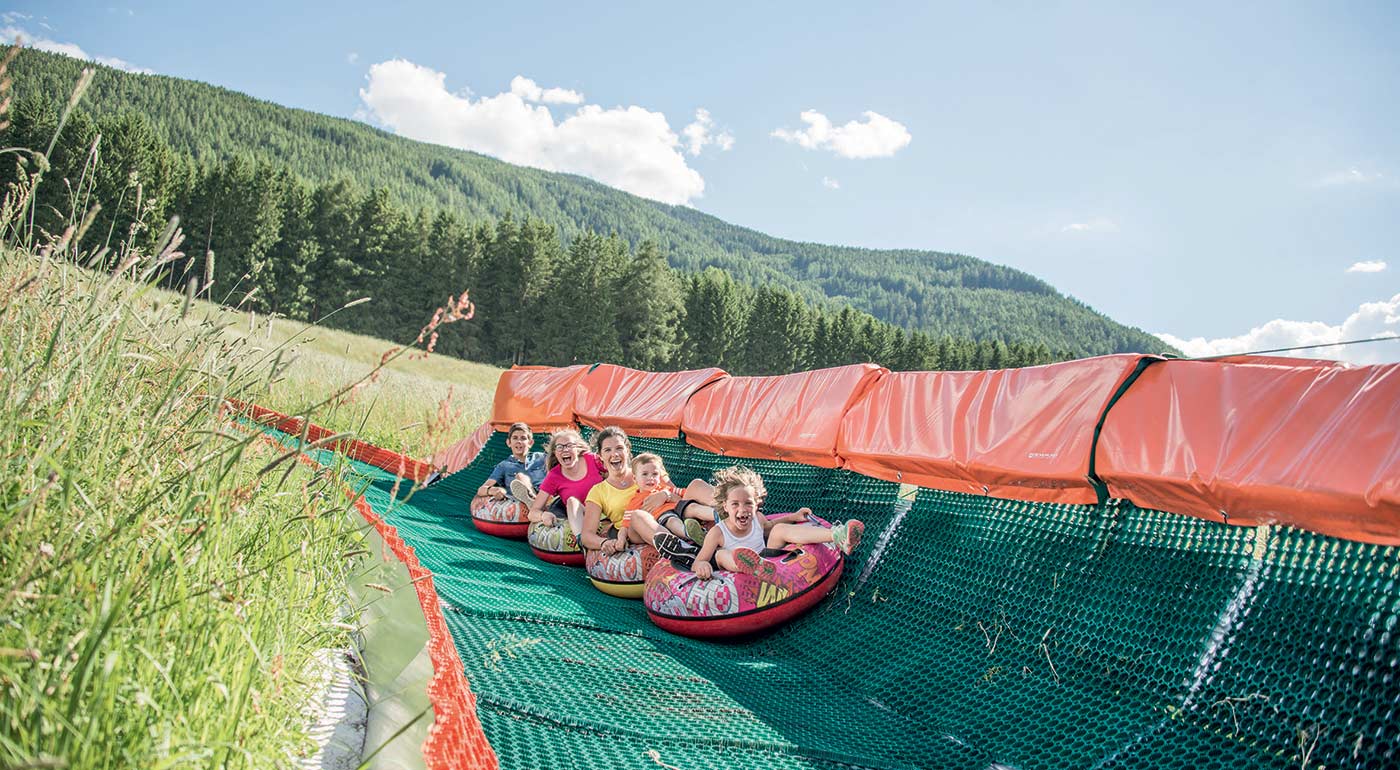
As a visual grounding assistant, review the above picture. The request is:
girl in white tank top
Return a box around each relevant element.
[672,466,864,581]
[714,515,766,553]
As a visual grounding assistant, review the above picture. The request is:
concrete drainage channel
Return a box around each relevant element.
[300,647,368,770]
[301,516,438,770]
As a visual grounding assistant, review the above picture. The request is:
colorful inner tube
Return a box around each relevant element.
[469,496,530,539]
[527,520,584,566]
[644,539,845,638]
[586,544,661,599]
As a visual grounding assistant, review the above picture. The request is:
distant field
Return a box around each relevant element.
[196,300,503,456]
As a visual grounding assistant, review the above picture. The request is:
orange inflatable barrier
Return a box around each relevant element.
[573,364,727,437]
[1096,358,1400,544]
[837,355,1147,504]
[681,364,886,467]
[490,365,590,432]
[431,421,494,477]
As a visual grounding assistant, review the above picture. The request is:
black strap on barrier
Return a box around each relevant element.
[1086,355,1166,505]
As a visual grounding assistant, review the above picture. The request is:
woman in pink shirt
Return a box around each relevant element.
[527,428,605,536]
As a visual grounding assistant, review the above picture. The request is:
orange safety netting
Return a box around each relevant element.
[1096,358,1400,545]
[228,399,436,483]
[490,365,591,432]
[431,422,495,477]
[837,356,1147,504]
[681,364,886,467]
[573,364,727,437]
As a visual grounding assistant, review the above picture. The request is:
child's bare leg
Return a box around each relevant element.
[769,520,864,554]
[681,502,716,523]
[652,509,687,537]
[713,548,742,572]
[682,479,716,504]
[627,510,663,543]
[714,547,763,575]
[678,486,717,523]
[767,522,833,549]
[565,498,586,536]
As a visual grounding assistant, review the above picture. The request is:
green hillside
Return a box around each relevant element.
[6,47,1171,357]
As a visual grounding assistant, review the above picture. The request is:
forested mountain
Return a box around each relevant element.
[4,47,1172,357]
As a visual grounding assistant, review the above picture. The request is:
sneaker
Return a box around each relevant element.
[731,547,762,575]
[654,532,699,570]
[832,520,865,555]
[508,478,536,505]
[683,518,707,545]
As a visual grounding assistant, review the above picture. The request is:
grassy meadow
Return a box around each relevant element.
[202,300,502,455]
[0,55,503,768]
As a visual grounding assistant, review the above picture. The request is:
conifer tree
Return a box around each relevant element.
[678,268,746,370]
[264,176,318,319]
[618,240,684,371]
[736,286,811,375]
[304,178,361,321]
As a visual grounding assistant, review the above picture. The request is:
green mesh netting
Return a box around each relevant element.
[294,429,1399,770]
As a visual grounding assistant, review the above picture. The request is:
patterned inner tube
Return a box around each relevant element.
[526,520,583,566]
[644,518,845,638]
[469,496,530,538]
[585,544,661,598]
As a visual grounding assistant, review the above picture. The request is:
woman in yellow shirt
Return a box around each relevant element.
[583,427,653,556]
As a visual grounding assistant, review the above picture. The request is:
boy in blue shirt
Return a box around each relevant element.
[475,422,546,504]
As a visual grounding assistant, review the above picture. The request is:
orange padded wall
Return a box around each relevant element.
[837,356,1145,504]
[573,365,727,437]
[490,365,590,433]
[1096,358,1400,544]
[681,364,886,467]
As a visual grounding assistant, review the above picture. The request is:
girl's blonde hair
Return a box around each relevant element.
[543,429,585,472]
[713,465,766,508]
[630,452,666,475]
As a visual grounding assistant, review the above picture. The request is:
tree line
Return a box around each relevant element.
[1,94,1060,374]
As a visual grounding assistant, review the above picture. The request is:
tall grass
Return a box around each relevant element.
[0,224,374,769]
[207,304,500,455]
[0,50,489,768]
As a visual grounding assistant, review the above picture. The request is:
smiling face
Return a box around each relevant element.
[721,484,759,534]
[598,435,631,479]
[507,429,531,458]
[634,460,663,491]
[550,431,585,469]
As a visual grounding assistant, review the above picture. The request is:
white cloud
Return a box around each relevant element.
[1346,260,1388,274]
[772,109,911,159]
[1061,218,1119,234]
[822,176,840,190]
[347,51,359,64]
[360,59,704,205]
[1155,293,1400,365]
[1,12,30,25]
[1,25,152,74]
[679,108,734,156]
[509,75,584,105]
[1317,167,1386,187]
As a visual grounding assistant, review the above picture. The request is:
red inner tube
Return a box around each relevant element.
[646,558,845,639]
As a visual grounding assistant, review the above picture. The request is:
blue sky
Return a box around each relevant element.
[6,1,1399,362]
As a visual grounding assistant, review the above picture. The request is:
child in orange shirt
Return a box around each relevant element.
[610,453,707,553]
